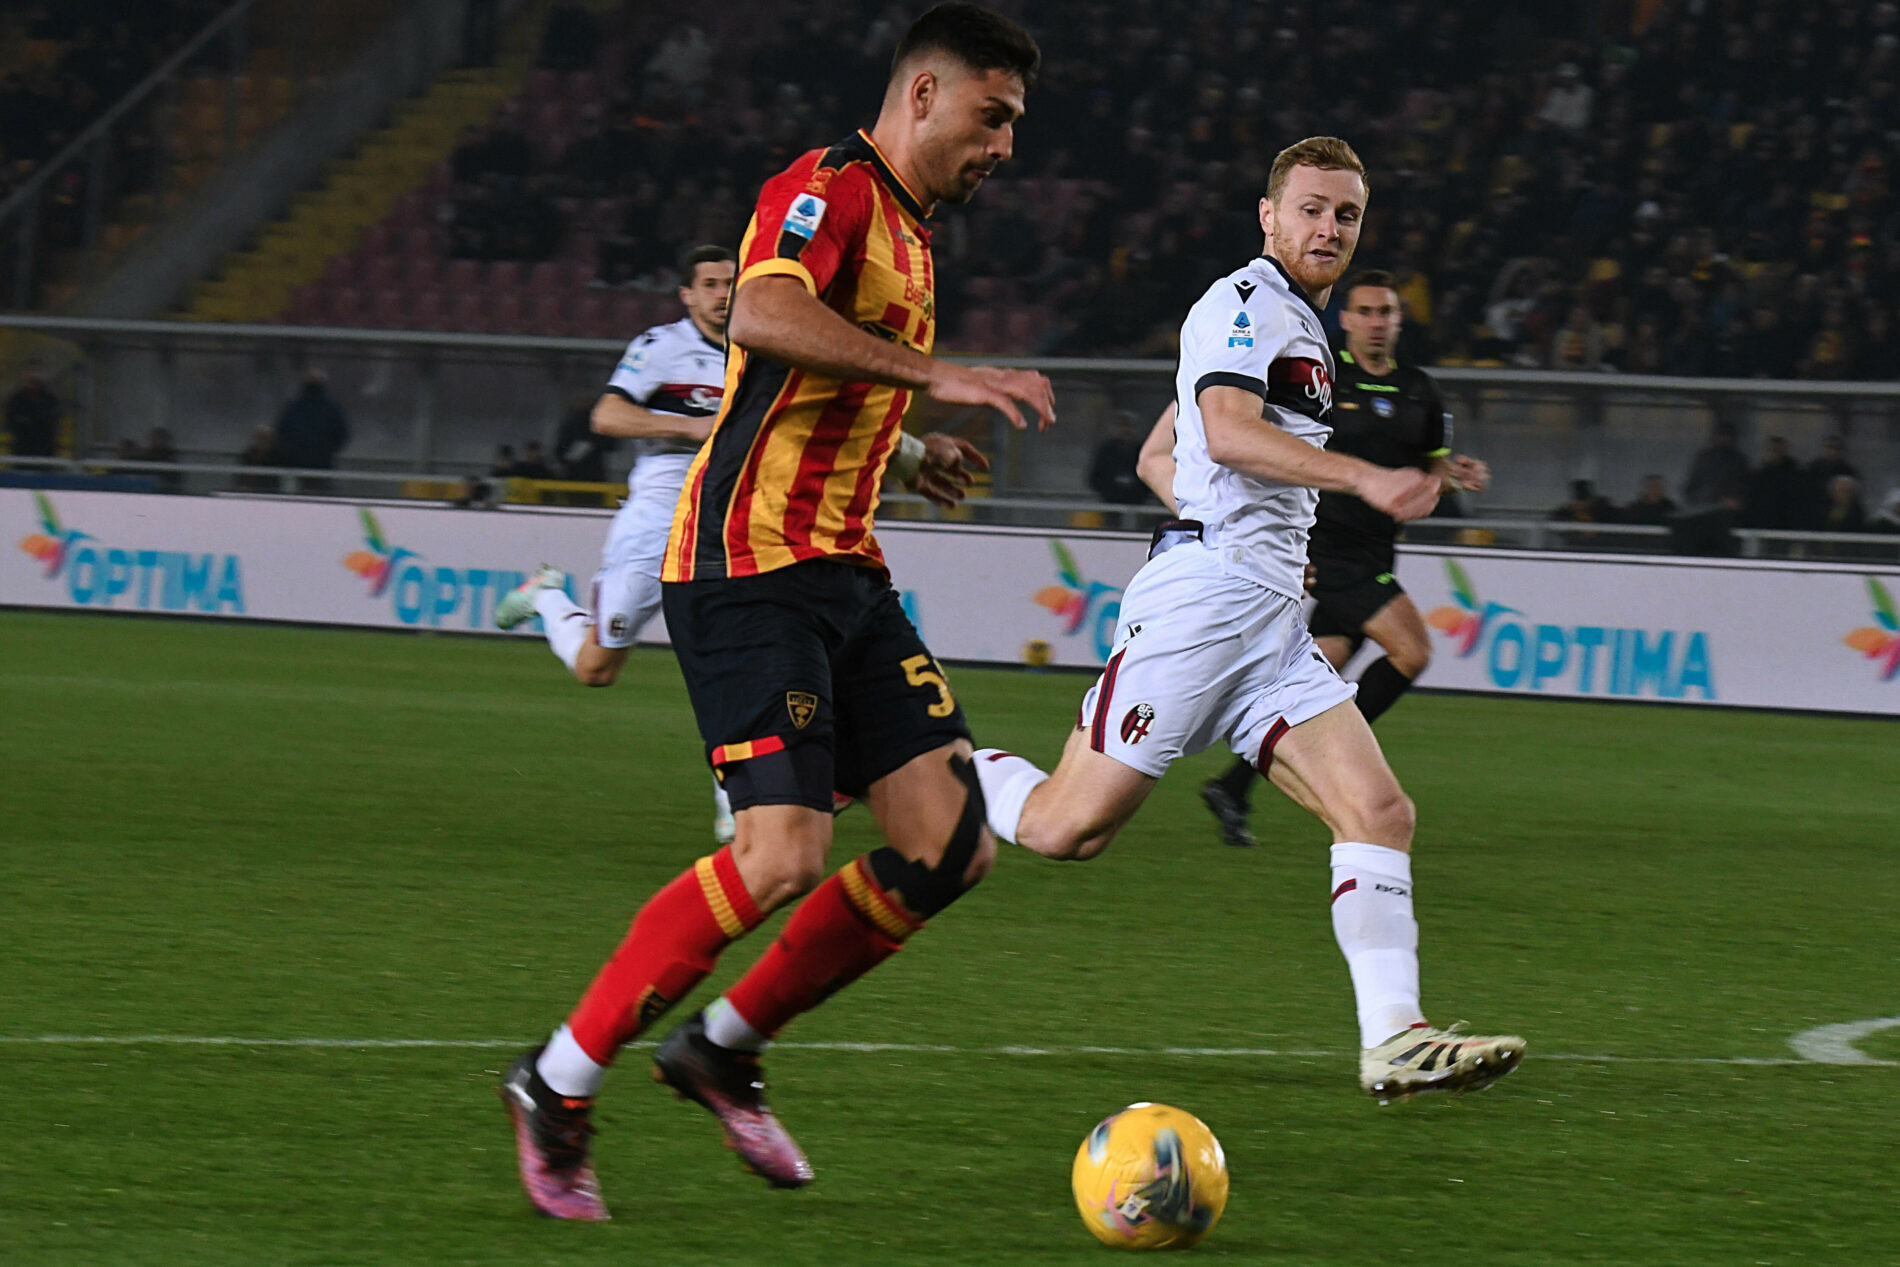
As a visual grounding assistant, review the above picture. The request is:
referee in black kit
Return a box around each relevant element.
[1200,270,1491,849]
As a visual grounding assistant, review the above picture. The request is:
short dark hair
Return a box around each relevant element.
[1341,269,1397,301]
[891,3,1040,89]
[679,244,733,282]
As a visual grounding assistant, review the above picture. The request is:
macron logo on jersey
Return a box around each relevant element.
[1228,310,1254,348]
[784,195,827,240]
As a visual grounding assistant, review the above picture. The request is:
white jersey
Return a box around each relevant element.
[1171,256,1336,602]
[605,316,727,476]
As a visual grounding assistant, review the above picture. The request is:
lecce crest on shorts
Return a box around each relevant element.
[786,690,819,729]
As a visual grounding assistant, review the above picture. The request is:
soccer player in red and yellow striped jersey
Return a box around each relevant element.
[501,4,1054,1220]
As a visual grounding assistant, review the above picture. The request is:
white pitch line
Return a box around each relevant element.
[1787,1018,1900,1067]
[0,1035,1869,1066]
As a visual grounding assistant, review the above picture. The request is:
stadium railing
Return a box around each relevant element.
[0,314,1896,563]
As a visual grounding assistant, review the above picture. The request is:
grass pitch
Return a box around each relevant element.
[2,609,1896,1264]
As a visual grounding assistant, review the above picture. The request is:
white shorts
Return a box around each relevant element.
[1076,540,1357,778]
[592,452,694,649]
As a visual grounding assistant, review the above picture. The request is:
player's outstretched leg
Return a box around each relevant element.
[655,747,991,1186]
[500,842,771,1217]
[1264,700,1524,1102]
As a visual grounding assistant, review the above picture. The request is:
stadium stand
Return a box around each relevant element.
[209,1,1898,380]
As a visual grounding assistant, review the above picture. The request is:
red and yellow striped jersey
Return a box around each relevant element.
[663,130,936,582]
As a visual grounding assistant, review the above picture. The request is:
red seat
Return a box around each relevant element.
[527,69,560,100]
[566,72,600,105]
[401,226,436,257]
[327,287,365,326]
[370,289,407,328]
[571,293,605,337]
[444,258,479,291]
[490,292,526,333]
[286,284,323,324]
[528,293,569,336]
[449,291,488,332]
[409,289,446,328]
[955,309,999,354]
[526,261,564,292]
[488,260,523,291]
[389,192,426,227]
[400,254,441,290]
[359,223,391,255]
[320,254,356,288]
[361,254,399,290]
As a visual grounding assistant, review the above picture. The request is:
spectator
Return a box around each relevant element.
[1808,434,1860,488]
[1621,474,1678,526]
[1683,422,1749,512]
[4,360,60,458]
[1819,475,1867,534]
[1870,487,1900,535]
[1087,418,1149,506]
[555,396,617,484]
[236,424,279,493]
[274,369,350,491]
[1537,63,1594,132]
[514,440,554,480]
[1550,478,1615,524]
[1743,436,1808,529]
[143,426,181,492]
[489,444,519,478]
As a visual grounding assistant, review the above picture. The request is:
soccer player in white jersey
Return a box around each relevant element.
[498,245,739,835]
[973,138,1525,1102]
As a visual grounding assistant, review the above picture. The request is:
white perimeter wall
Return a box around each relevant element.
[5,490,1898,716]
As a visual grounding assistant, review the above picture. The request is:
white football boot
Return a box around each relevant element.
[496,564,569,630]
[1360,1023,1525,1103]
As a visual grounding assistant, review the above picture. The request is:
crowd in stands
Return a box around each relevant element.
[463,0,1896,376]
[0,3,225,210]
[1554,424,1900,536]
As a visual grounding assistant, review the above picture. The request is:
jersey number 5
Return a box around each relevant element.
[901,654,956,718]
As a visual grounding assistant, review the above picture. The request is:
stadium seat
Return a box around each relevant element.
[320,255,356,289]
[409,289,447,328]
[527,261,564,292]
[370,289,408,328]
[359,224,391,255]
[449,291,488,332]
[286,284,324,324]
[572,293,605,337]
[957,309,999,354]
[400,254,442,290]
[489,260,523,292]
[328,288,365,326]
[564,253,598,289]
[445,258,479,292]
[527,69,560,100]
[401,226,436,257]
[528,294,569,336]
[491,292,526,333]
[361,255,399,291]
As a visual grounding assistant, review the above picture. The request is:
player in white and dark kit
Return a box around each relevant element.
[972,139,1525,1102]
[497,245,737,834]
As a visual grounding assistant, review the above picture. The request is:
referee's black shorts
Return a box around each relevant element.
[662,559,971,813]
[1308,541,1405,639]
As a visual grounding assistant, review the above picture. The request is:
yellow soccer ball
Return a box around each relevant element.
[1071,1102,1229,1250]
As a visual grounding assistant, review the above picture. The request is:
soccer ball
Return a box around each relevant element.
[1071,1102,1229,1250]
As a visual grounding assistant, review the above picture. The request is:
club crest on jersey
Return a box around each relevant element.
[786,690,819,729]
[1371,396,1396,418]
[1269,356,1334,414]
[1120,702,1156,744]
[784,195,827,241]
[608,613,630,640]
[1228,310,1254,348]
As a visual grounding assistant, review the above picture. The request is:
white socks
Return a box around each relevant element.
[971,749,1049,844]
[534,587,589,670]
[1329,842,1427,1049]
[703,996,768,1052]
[536,1023,607,1098]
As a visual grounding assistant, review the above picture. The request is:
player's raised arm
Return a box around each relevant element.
[729,276,1053,430]
[1200,384,1439,522]
[1136,400,1178,513]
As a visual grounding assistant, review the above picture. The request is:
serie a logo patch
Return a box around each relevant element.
[783,195,827,241]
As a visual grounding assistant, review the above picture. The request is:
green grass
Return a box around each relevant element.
[2,609,1896,1264]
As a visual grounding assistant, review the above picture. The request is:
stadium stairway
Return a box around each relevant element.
[176,3,571,325]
